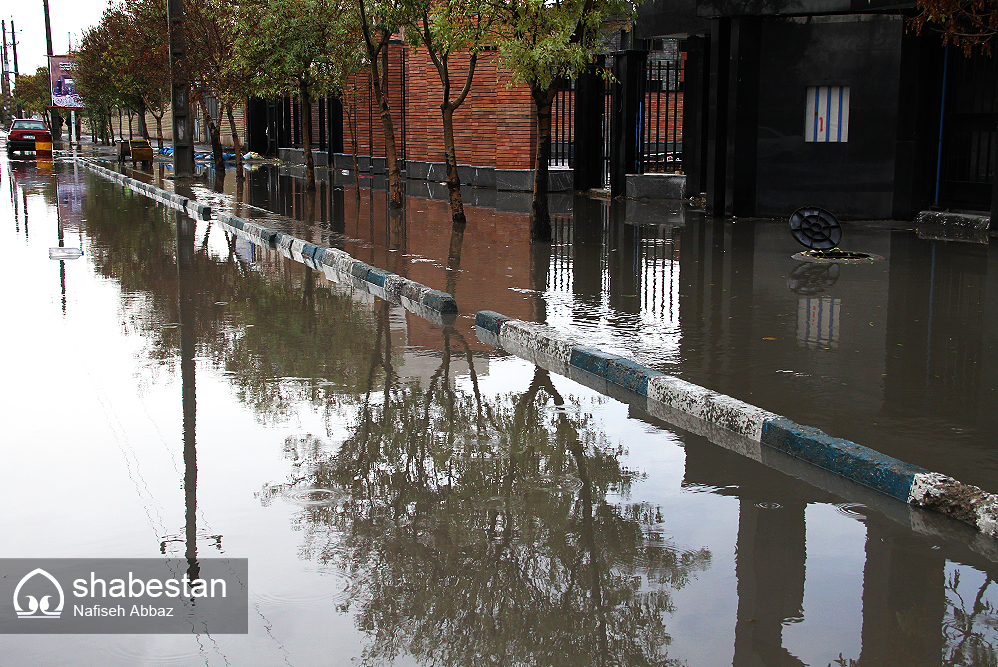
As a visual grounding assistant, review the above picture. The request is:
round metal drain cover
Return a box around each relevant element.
[790,207,841,250]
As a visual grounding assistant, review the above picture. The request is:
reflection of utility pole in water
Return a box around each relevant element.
[177,209,199,584]
[680,441,812,667]
[733,499,807,667]
[56,185,66,314]
[859,520,944,667]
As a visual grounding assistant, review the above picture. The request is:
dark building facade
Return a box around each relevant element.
[638,0,997,221]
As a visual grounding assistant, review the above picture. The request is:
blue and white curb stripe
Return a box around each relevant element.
[80,159,458,323]
[476,310,998,538]
[213,211,458,325]
[79,160,213,220]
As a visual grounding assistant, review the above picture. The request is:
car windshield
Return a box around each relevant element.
[12,120,47,131]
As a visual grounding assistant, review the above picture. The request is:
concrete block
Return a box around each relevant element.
[647,375,779,442]
[761,417,926,502]
[625,173,686,200]
[333,153,354,170]
[916,209,990,230]
[475,310,512,335]
[421,289,457,314]
[498,320,576,366]
[366,266,390,288]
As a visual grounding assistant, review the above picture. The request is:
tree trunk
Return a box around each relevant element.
[226,103,244,180]
[441,106,466,225]
[137,98,149,140]
[530,83,558,243]
[127,109,134,140]
[368,29,402,207]
[300,81,316,191]
[199,97,225,174]
[153,113,164,149]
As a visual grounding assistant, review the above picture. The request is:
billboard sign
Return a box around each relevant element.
[48,55,84,109]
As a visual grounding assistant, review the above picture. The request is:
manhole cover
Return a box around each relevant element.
[790,207,842,250]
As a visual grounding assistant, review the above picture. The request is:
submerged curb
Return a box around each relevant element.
[214,211,457,324]
[80,161,213,219]
[79,159,458,323]
[475,310,998,537]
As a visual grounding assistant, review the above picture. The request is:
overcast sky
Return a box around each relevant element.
[5,0,108,75]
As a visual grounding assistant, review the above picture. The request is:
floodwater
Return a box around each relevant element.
[2,152,998,667]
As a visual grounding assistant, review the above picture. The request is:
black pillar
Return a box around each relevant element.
[610,50,647,196]
[683,35,710,199]
[328,96,343,157]
[574,59,605,191]
[705,18,760,217]
[725,17,761,217]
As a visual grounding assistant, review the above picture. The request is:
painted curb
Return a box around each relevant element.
[80,158,459,322]
[78,160,213,221]
[213,211,458,326]
[476,309,998,538]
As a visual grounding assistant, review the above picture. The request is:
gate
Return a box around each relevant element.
[938,46,997,211]
[639,48,684,175]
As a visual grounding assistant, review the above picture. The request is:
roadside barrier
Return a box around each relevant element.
[475,310,998,539]
[79,158,458,324]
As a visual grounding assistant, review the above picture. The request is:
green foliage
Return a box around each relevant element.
[496,0,634,90]
[232,0,364,100]
[13,68,51,116]
[75,0,170,118]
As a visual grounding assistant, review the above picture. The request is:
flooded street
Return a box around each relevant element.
[3,154,998,666]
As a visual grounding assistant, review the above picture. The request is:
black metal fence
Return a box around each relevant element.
[639,54,684,175]
[550,79,575,168]
[939,47,997,210]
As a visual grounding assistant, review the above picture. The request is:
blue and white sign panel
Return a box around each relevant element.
[805,86,850,143]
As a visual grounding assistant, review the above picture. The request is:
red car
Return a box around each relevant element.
[6,119,53,157]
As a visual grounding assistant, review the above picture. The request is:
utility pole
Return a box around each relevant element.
[42,0,53,55]
[12,21,22,117]
[1,21,10,125]
[42,0,63,140]
[167,0,195,176]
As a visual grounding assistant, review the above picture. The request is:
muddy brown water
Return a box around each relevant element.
[2,154,997,666]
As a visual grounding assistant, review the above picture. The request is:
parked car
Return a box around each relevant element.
[6,119,53,157]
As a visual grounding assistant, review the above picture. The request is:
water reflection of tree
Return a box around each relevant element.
[944,571,998,667]
[80,172,381,421]
[266,305,711,667]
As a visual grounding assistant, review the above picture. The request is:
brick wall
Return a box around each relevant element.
[342,44,536,170]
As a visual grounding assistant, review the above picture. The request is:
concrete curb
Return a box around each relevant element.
[213,211,458,325]
[80,158,459,323]
[475,310,998,538]
[78,160,213,220]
